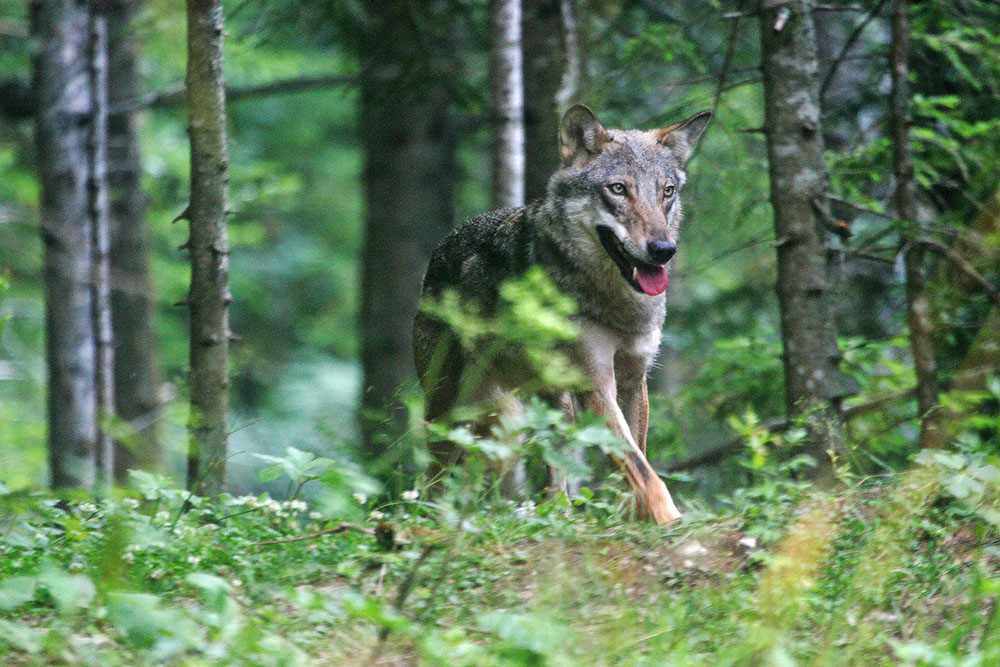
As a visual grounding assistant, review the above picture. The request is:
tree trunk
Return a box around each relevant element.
[185,0,231,495]
[522,0,580,202]
[32,0,98,490]
[889,0,940,447]
[107,0,163,480]
[758,0,850,464]
[489,0,525,210]
[358,0,456,464]
[88,5,115,491]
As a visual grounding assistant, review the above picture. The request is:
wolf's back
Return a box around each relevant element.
[412,204,539,419]
[419,205,536,311]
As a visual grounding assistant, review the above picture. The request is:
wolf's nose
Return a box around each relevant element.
[647,241,676,264]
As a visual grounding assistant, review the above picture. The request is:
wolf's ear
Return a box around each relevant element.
[655,110,712,164]
[559,104,611,165]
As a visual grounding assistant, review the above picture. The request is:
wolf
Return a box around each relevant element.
[412,105,711,524]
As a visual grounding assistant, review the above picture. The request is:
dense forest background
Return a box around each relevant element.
[0,0,999,663]
[2,0,997,497]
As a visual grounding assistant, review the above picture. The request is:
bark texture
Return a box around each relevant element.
[358,0,456,462]
[522,0,580,202]
[32,0,98,489]
[107,0,163,479]
[89,6,115,490]
[489,0,525,209]
[758,0,850,461]
[889,0,940,446]
[185,0,231,494]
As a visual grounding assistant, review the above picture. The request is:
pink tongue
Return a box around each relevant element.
[636,265,669,296]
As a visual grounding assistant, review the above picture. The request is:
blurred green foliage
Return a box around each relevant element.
[0,1,998,662]
[0,1,998,510]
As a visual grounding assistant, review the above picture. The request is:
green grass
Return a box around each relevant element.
[1,459,998,666]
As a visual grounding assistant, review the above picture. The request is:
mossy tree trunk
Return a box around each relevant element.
[185,0,231,495]
[759,0,852,464]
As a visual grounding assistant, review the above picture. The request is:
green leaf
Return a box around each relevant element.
[38,569,95,614]
[478,611,568,656]
[106,592,199,652]
[0,576,37,611]
[0,619,44,654]
[257,463,285,483]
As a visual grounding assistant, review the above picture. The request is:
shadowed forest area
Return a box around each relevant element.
[1,0,999,664]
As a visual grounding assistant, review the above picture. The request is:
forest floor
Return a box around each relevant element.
[0,464,998,665]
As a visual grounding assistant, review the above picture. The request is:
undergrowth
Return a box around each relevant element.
[1,446,998,666]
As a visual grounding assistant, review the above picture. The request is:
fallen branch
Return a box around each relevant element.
[252,522,373,547]
[665,417,784,473]
[663,388,917,473]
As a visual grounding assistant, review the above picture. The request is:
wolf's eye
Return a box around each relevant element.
[607,183,627,195]
[663,184,676,198]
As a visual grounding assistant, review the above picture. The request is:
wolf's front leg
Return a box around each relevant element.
[579,389,681,525]
[616,364,650,456]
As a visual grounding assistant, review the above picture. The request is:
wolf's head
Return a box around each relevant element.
[547,105,711,297]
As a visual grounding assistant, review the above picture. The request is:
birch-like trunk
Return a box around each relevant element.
[89,5,115,490]
[489,0,525,209]
[32,0,98,490]
[889,0,940,446]
[759,0,849,463]
[185,0,231,494]
[108,0,163,480]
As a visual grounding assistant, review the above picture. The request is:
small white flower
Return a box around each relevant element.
[121,498,140,510]
[154,510,170,524]
[69,560,84,572]
[308,511,323,520]
[514,501,536,518]
[402,490,419,502]
[150,568,164,580]
[186,555,201,566]
[231,579,242,587]
[353,493,368,505]
[234,495,259,508]
[122,551,135,564]
[78,502,98,515]
[368,510,385,522]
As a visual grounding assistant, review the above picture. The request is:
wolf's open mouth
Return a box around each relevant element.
[596,226,669,296]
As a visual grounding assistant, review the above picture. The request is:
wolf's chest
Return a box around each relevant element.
[575,319,663,373]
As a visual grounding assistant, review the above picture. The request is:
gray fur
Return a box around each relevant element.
[413,106,710,419]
